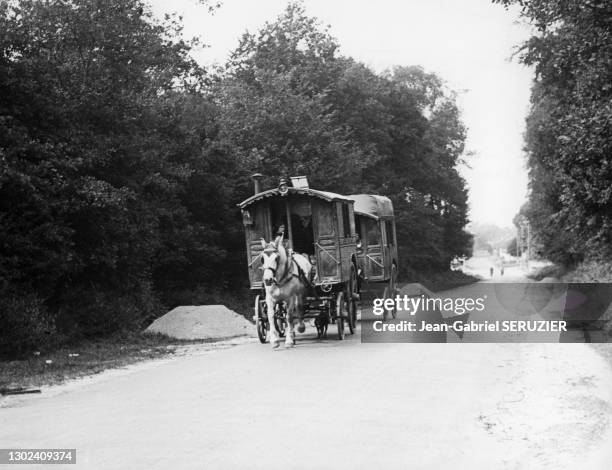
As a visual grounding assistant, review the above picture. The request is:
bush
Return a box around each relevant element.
[56,281,164,338]
[530,259,612,283]
[400,266,479,292]
[0,293,57,359]
[528,264,567,282]
[562,260,612,283]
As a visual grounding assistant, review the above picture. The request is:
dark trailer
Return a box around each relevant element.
[350,194,399,318]
[238,176,359,341]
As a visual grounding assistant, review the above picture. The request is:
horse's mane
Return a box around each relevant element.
[262,235,287,256]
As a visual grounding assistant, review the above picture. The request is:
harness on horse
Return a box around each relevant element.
[265,252,310,288]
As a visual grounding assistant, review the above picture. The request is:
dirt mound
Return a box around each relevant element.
[539,276,561,283]
[145,305,254,340]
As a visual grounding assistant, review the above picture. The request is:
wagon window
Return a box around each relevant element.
[341,203,351,238]
[270,200,288,239]
[355,216,362,240]
[365,218,380,246]
[316,203,335,236]
[385,221,394,246]
[248,206,266,240]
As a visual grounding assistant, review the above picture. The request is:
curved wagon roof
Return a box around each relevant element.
[349,194,394,220]
[238,187,353,209]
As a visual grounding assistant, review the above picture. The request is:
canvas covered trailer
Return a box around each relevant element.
[350,194,399,319]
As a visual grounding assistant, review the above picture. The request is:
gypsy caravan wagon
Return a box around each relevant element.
[349,194,399,319]
[238,175,359,343]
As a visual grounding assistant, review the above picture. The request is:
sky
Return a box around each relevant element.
[150,0,535,228]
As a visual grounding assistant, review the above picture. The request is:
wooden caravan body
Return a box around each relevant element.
[238,184,357,291]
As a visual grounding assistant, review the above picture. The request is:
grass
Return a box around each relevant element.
[0,286,256,393]
[528,264,568,281]
[0,271,475,393]
[563,260,612,282]
[529,259,612,282]
[528,260,612,346]
[0,332,233,392]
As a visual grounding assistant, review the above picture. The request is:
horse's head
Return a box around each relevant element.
[260,236,285,287]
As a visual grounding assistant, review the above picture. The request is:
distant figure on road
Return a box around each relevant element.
[490,267,494,278]
[501,266,504,276]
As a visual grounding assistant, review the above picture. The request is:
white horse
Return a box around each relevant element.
[260,236,313,348]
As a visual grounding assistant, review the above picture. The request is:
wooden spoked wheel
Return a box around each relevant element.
[255,295,268,343]
[336,291,345,340]
[382,265,398,321]
[389,264,398,320]
[346,265,358,334]
[274,302,286,338]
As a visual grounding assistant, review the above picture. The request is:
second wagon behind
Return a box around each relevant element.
[350,194,399,319]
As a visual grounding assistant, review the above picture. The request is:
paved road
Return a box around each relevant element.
[463,255,533,282]
[2,282,612,470]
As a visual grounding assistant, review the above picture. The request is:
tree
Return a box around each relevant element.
[507,237,518,257]
[216,2,374,194]
[0,0,475,356]
[216,2,473,273]
[381,66,473,270]
[0,0,207,339]
[495,0,612,264]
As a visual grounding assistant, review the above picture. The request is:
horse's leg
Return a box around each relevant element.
[285,296,295,347]
[265,294,280,348]
[296,293,306,333]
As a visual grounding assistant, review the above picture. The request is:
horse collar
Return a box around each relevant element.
[274,254,294,286]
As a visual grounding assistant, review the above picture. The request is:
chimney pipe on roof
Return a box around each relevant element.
[251,173,263,194]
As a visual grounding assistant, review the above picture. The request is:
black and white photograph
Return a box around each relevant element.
[1,0,611,468]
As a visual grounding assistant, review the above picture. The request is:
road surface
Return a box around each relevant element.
[462,255,539,282]
[2,280,612,470]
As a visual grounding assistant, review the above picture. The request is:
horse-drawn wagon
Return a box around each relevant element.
[239,175,399,347]
[239,175,359,346]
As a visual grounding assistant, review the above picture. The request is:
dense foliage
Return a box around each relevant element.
[0,0,471,357]
[495,0,612,265]
[217,5,472,274]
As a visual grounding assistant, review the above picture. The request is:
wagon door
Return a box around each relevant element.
[244,202,270,287]
[312,200,339,282]
[363,218,384,281]
[382,219,398,277]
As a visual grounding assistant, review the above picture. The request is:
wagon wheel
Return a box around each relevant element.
[346,264,358,334]
[382,286,389,321]
[274,302,286,338]
[381,265,398,321]
[382,286,396,321]
[389,264,398,320]
[255,295,268,344]
[335,291,345,340]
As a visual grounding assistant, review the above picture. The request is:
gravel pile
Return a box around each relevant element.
[145,305,254,340]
